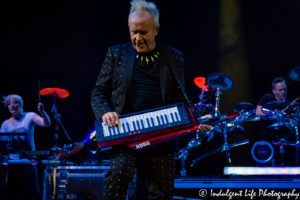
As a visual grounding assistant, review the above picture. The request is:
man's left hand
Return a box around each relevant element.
[197,114,213,133]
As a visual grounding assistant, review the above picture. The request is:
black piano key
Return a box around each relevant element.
[170,113,175,122]
[136,120,140,130]
[146,118,151,127]
[127,123,131,132]
[156,116,160,125]
[160,115,164,124]
[151,117,155,126]
[175,112,179,121]
[132,121,136,131]
[164,114,169,123]
[109,127,114,136]
[140,120,144,129]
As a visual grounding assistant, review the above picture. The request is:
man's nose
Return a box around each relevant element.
[136,33,141,41]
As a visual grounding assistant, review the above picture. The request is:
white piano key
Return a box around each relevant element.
[119,118,125,133]
[114,125,119,135]
[148,113,154,127]
[162,109,169,123]
[161,110,167,124]
[140,114,148,128]
[166,108,173,123]
[174,107,181,121]
[128,116,134,131]
[157,110,166,124]
[171,107,178,122]
[152,112,159,126]
[102,123,110,137]
[109,126,114,136]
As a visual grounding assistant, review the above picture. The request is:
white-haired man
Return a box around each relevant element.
[91,0,211,199]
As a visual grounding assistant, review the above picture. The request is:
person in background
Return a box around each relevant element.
[0,94,51,200]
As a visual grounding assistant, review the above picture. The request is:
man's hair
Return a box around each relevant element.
[272,77,286,89]
[128,0,160,28]
[2,94,24,112]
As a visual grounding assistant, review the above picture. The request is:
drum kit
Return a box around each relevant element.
[177,66,300,176]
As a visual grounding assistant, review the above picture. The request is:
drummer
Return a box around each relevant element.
[0,94,51,200]
[255,77,291,141]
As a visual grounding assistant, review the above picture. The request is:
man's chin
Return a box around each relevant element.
[133,45,148,53]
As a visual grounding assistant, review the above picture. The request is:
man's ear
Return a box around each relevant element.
[155,25,160,36]
[272,88,275,94]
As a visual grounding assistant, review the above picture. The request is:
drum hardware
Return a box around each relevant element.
[194,77,214,116]
[40,87,72,199]
[176,133,202,176]
[190,73,248,168]
[40,88,71,150]
[251,141,275,164]
[288,65,300,82]
[191,110,255,166]
[262,101,300,166]
[206,73,234,117]
[176,111,242,175]
[272,121,300,166]
[190,109,254,167]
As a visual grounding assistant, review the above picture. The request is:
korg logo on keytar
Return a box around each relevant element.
[136,141,150,149]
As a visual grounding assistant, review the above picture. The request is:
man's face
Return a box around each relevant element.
[272,82,287,102]
[128,11,159,53]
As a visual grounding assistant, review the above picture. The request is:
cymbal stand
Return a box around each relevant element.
[214,87,221,117]
[50,92,71,199]
[51,92,71,147]
[295,124,300,166]
[267,109,300,166]
[196,87,206,113]
[176,133,202,176]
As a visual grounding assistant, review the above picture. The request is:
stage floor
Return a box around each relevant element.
[175,176,300,188]
[174,176,300,199]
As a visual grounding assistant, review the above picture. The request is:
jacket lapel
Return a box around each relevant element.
[159,46,168,105]
[168,52,186,93]
[124,45,136,96]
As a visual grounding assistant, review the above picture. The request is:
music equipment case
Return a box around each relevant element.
[43,166,109,200]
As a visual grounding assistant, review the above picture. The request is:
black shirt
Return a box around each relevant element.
[122,44,163,114]
[258,93,291,131]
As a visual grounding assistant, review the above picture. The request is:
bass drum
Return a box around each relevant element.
[251,141,274,164]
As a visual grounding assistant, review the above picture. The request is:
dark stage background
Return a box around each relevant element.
[1,0,300,176]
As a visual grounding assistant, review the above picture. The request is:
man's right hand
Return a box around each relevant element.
[102,112,119,127]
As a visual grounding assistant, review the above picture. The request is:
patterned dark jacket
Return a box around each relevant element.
[91,41,200,120]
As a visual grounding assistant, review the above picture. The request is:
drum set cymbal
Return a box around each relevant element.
[261,101,286,113]
[288,65,300,82]
[40,88,70,98]
[205,73,234,91]
[194,77,210,91]
[233,102,255,113]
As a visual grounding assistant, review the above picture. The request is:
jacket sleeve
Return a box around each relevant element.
[172,52,202,119]
[91,46,115,120]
